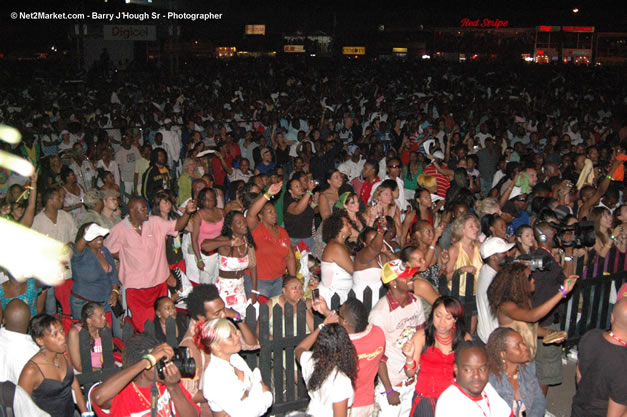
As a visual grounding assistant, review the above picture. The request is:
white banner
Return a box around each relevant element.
[104,25,156,41]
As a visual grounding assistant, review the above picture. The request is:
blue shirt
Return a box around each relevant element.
[489,361,546,417]
[71,245,119,302]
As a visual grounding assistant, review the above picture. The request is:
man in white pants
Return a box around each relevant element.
[369,260,425,417]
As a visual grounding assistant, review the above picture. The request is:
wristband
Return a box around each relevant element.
[112,288,120,295]
[143,354,157,369]
[251,289,260,295]
[428,245,435,251]
[318,323,325,330]
[263,193,271,201]
[404,360,417,371]
[559,285,568,298]
[306,190,313,196]
[381,389,397,396]
[234,312,242,322]
[610,235,616,241]
[606,175,612,180]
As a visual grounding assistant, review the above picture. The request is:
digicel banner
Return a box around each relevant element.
[104,25,156,41]
[460,18,509,29]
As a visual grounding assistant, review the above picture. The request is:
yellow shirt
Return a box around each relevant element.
[451,241,483,297]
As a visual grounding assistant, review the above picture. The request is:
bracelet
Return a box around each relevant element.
[143,354,157,369]
[234,312,242,322]
[263,193,271,201]
[559,285,568,298]
[404,360,417,371]
[610,235,616,241]
[606,175,612,180]
[112,288,120,295]
[428,245,435,251]
[251,289,260,295]
[318,323,325,330]
[381,389,397,396]
[306,190,313,196]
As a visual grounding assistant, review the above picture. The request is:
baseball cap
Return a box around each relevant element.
[480,237,515,259]
[381,259,417,284]
[84,224,110,242]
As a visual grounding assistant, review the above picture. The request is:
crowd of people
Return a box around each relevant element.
[0,57,626,417]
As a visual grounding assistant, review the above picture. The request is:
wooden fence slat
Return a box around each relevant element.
[272,303,285,405]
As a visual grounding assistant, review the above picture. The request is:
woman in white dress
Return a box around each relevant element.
[352,219,394,304]
[320,213,354,306]
[197,318,273,417]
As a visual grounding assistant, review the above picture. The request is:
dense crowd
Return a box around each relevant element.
[0,58,626,417]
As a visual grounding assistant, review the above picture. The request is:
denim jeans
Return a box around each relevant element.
[70,295,122,339]
[257,277,283,299]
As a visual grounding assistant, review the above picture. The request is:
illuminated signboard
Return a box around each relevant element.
[392,47,408,53]
[216,47,236,57]
[460,18,509,28]
[562,26,594,32]
[538,26,560,32]
[245,25,266,35]
[284,45,305,53]
[343,46,366,55]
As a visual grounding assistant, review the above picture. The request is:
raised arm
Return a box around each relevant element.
[246,182,283,232]
[355,228,385,267]
[20,171,38,227]
[499,276,577,323]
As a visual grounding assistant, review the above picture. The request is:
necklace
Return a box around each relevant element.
[132,382,152,409]
[434,329,454,345]
[506,367,520,380]
[608,331,627,346]
[42,353,60,369]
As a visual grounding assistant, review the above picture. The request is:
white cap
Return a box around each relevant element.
[84,224,110,242]
[480,237,515,259]
[163,118,172,124]
[432,150,445,160]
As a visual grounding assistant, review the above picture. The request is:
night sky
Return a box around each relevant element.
[1,0,625,54]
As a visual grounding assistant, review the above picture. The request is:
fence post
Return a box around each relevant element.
[258,303,271,387]
[272,303,285,405]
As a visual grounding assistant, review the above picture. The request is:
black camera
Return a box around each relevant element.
[157,347,196,379]
[555,221,595,248]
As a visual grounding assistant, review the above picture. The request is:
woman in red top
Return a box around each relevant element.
[402,296,471,417]
[247,182,296,298]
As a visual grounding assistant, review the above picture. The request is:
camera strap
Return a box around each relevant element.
[151,367,159,417]
[539,247,560,264]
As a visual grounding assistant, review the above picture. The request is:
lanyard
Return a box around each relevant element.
[609,331,627,346]
[473,392,491,417]
[540,247,560,264]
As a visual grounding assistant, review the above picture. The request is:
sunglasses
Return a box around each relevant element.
[388,165,400,169]
[516,197,528,202]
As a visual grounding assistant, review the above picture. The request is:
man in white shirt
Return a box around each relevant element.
[115,134,141,205]
[0,299,40,383]
[68,143,96,191]
[159,118,182,176]
[337,146,366,182]
[31,187,77,313]
[477,237,514,343]
[369,157,409,212]
[369,260,425,417]
[435,343,513,417]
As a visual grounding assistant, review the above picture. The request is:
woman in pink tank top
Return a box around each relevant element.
[191,188,224,284]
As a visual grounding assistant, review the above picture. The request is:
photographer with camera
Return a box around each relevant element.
[530,221,578,396]
[90,334,199,417]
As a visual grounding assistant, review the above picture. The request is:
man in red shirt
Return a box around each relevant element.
[314,297,386,417]
[90,335,200,417]
[359,160,381,205]
[422,151,451,198]
[211,141,234,189]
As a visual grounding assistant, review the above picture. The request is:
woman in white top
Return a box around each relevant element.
[295,316,357,417]
[197,318,272,417]
[320,213,354,306]
[352,222,393,303]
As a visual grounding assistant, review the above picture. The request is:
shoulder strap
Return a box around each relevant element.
[28,360,45,378]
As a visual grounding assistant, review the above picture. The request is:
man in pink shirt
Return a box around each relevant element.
[105,197,196,332]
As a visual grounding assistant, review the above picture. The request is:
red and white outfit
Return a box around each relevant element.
[369,292,425,417]
[217,252,249,316]
[349,324,386,417]
[435,382,513,417]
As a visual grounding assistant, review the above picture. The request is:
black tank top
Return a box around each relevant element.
[30,359,75,417]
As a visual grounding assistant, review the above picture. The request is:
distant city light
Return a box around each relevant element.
[422,54,431,59]
[572,8,579,13]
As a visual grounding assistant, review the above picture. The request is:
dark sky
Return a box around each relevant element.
[1,0,624,54]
